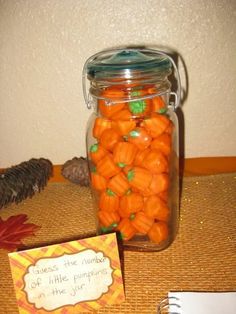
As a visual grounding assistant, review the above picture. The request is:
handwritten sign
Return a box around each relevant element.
[9,233,125,313]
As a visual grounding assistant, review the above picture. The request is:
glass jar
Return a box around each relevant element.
[83,48,181,251]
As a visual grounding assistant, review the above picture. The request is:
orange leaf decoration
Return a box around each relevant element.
[0,214,40,251]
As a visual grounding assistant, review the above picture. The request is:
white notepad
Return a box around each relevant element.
[158,291,236,314]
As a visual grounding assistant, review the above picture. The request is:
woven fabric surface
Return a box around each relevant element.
[0,173,236,314]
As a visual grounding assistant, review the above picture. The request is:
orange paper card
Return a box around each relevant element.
[8,233,125,313]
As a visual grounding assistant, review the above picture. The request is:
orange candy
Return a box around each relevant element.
[99,189,119,212]
[112,119,136,136]
[113,142,138,167]
[127,127,152,150]
[89,143,108,164]
[97,154,121,178]
[117,218,137,241]
[91,169,107,191]
[142,173,169,196]
[150,133,171,156]
[142,113,169,138]
[110,109,133,121]
[131,211,154,234]
[100,128,121,151]
[98,87,125,118]
[133,148,151,166]
[127,167,152,191]
[93,117,112,139]
[148,221,169,244]
[107,172,130,196]
[98,210,120,228]
[144,195,169,222]
[142,149,168,174]
[119,192,144,218]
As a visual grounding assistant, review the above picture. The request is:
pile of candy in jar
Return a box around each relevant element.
[89,84,173,244]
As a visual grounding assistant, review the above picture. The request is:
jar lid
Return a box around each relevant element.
[87,49,172,80]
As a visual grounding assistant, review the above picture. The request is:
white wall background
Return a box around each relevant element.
[0,0,236,168]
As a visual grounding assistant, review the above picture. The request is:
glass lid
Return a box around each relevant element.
[87,49,172,79]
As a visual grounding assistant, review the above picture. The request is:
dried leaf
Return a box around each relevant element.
[0,214,40,251]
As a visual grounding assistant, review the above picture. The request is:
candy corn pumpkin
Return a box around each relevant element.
[131,211,154,234]
[100,128,121,151]
[127,127,152,150]
[127,167,152,191]
[99,189,119,212]
[107,172,130,196]
[117,218,137,241]
[148,221,169,244]
[142,113,170,138]
[113,142,138,167]
[89,143,108,164]
[144,195,169,222]
[119,191,144,218]
[97,154,121,178]
[91,168,107,191]
[142,149,168,174]
[93,117,112,139]
[98,210,120,228]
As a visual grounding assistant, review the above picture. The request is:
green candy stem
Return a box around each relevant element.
[130,213,135,221]
[110,222,118,228]
[129,100,146,114]
[91,166,97,173]
[118,232,125,240]
[100,226,108,233]
[90,143,99,153]
[127,169,135,181]
[125,188,132,195]
[106,188,116,196]
[158,107,168,114]
[131,90,141,97]
[117,162,126,168]
[129,130,140,138]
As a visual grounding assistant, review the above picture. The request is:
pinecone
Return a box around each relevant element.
[0,158,53,209]
[61,157,90,186]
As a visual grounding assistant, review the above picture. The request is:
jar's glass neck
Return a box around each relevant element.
[88,76,171,103]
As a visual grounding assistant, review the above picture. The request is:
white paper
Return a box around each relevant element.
[168,292,236,314]
[23,249,113,311]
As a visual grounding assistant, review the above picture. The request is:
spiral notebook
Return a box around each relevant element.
[158,291,236,314]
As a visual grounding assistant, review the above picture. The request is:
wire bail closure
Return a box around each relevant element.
[82,48,181,111]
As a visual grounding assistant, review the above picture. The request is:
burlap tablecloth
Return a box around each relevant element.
[0,173,236,314]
